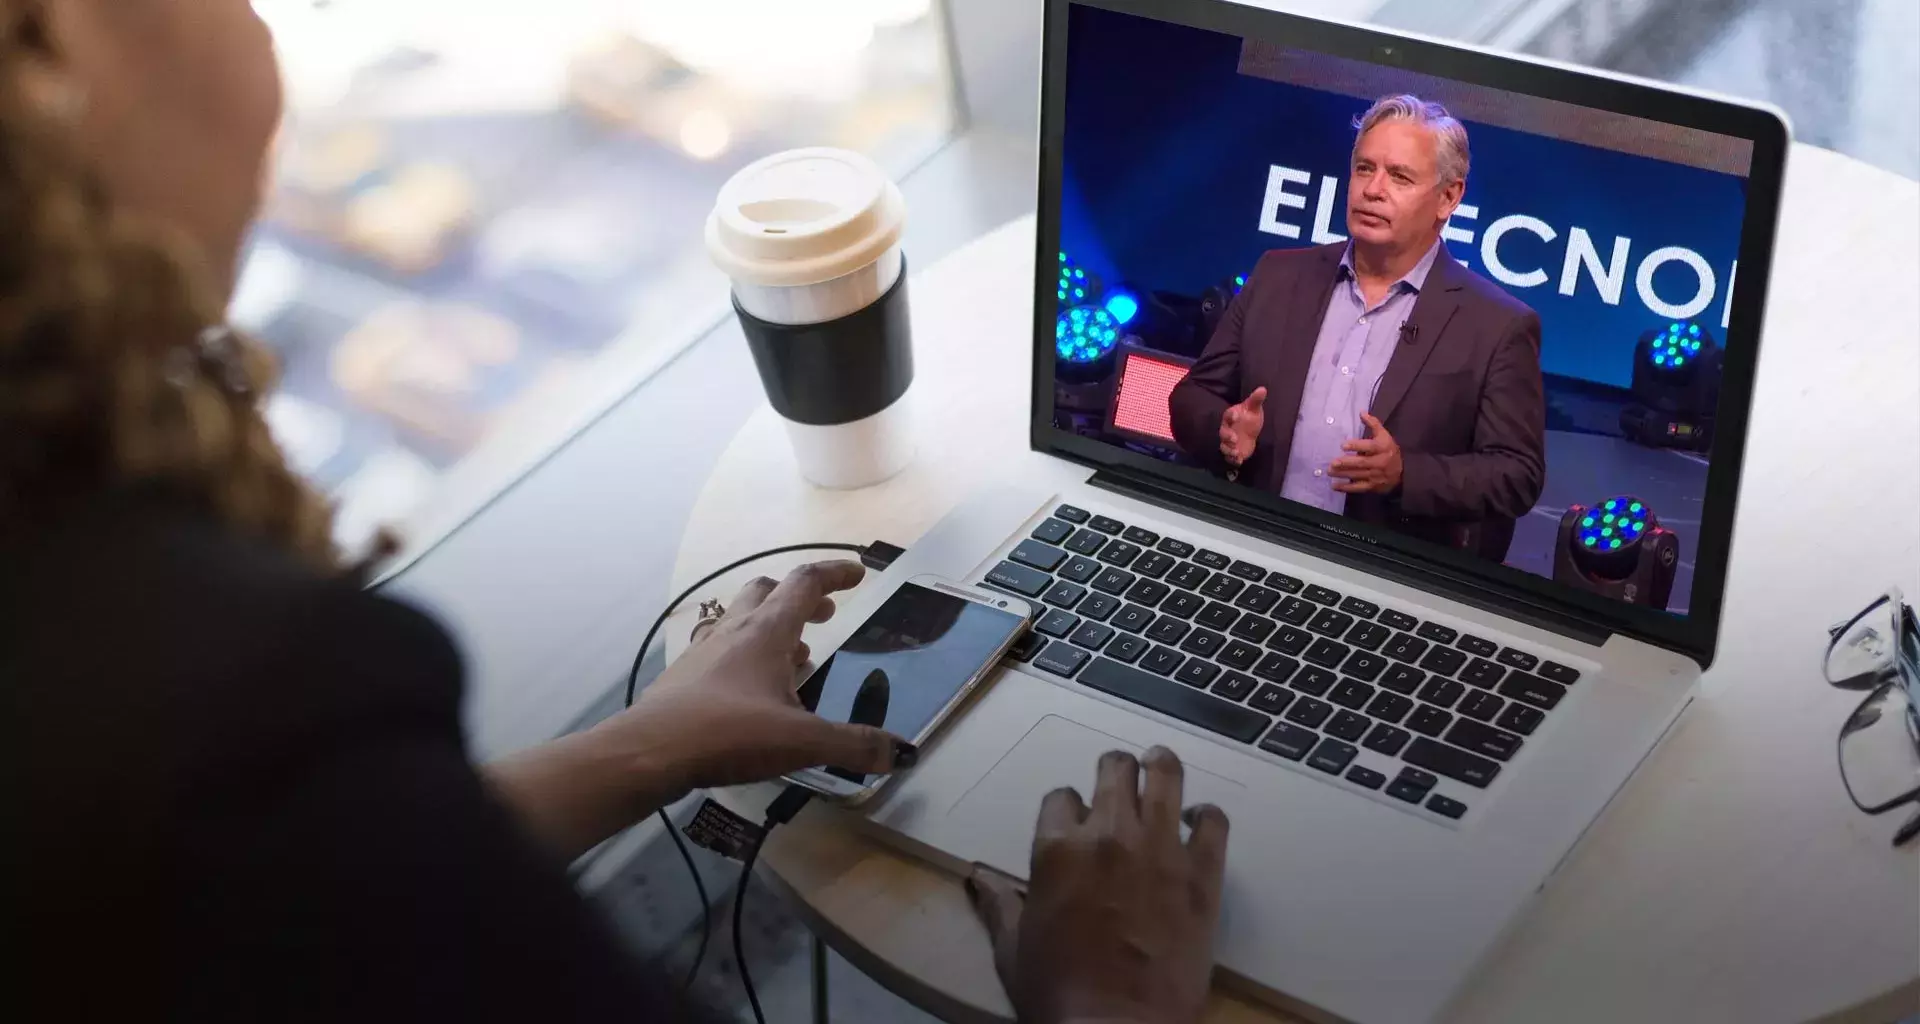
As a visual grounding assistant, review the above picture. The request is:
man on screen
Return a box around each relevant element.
[1170,95,1546,560]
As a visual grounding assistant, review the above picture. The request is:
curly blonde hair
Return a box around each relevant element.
[0,13,344,572]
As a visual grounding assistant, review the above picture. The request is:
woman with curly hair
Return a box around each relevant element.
[6,3,1230,1022]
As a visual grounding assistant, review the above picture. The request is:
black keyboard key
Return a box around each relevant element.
[1460,658,1505,688]
[1043,580,1088,609]
[1308,608,1355,638]
[1010,539,1068,572]
[1229,614,1277,645]
[1365,723,1412,757]
[1033,644,1090,678]
[1194,549,1233,571]
[1107,634,1149,664]
[1217,640,1262,671]
[1284,696,1334,729]
[1366,691,1414,724]
[1342,650,1388,683]
[1339,596,1381,619]
[1417,622,1459,644]
[1325,710,1371,742]
[1229,560,1268,582]
[1383,632,1430,664]
[1031,519,1075,545]
[1404,737,1501,788]
[1344,621,1392,652]
[1417,677,1467,709]
[1091,568,1136,596]
[1065,528,1107,556]
[1142,646,1185,676]
[1265,571,1305,594]
[1036,608,1080,638]
[1260,722,1317,761]
[1253,652,1300,685]
[1200,575,1246,602]
[1275,597,1315,626]
[1097,541,1142,568]
[1249,684,1295,716]
[1447,719,1524,761]
[1304,637,1351,669]
[1007,632,1046,662]
[1124,579,1172,607]
[1132,551,1176,580]
[1497,702,1546,736]
[1059,556,1100,584]
[1496,647,1539,671]
[1078,658,1273,744]
[1196,602,1240,632]
[1112,604,1155,633]
[1179,628,1226,660]
[1426,794,1469,820]
[1458,690,1504,722]
[1214,672,1259,702]
[1380,663,1426,695]
[1457,634,1498,658]
[1329,678,1375,711]
[1233,586,1280,614]
[1290,666,1337,696]
[1386,767,1436,803]
[1054,504,1091,523]
[1268,624,1312,656]
[1408,704,1453,737]
[1123,526,1160,547]
[1146,616,1192,645]
[1088,515,1126,535]
[1539,661,1581,685]
[1176,660,1222,689]
[1307,737,1359,774]
[1166,562,1210,591]
[985,561,1051,597]
[1303,584,1342,606]
[1070,621,1116,651]
[1078,593,1120,622]
[1346,765,1388,790]
[1157,537,1195,559]
[1498,671,1567,710]
[1161,591,1205,619]
[1420,646,1468,677]
[1378,609,1419,632]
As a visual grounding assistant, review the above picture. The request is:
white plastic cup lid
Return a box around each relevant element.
[705,147,907,289]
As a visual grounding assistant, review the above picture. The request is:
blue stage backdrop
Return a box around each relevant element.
[1060,5,1749,390]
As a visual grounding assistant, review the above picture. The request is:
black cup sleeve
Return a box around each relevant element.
[735,266,914,427]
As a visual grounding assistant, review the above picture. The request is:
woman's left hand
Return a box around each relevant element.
[612,561,913,795]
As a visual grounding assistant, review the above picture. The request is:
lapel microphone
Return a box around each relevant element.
[1399,323,1420,346]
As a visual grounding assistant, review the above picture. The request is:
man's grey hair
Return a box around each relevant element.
[1353,94,1472,186]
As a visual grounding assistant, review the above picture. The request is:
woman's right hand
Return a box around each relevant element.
[967,747,1230,1024]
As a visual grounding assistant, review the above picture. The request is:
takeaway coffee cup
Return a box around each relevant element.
[706,148,914,489]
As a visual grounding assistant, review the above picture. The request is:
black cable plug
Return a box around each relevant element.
[733,784,815,1024]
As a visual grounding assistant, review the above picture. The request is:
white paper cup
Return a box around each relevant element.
[707,148,914,489]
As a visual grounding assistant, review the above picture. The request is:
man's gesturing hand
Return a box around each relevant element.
[1219,387,1267,467]
[966,747,1230,1024]
[1331,412,1403,495]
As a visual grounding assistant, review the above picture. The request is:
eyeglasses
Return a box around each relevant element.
[1824,589,1920,847]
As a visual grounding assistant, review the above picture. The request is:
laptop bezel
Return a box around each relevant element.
[1027,0,1790,668]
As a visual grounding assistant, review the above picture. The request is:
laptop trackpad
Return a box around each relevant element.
[942,714,1249,879]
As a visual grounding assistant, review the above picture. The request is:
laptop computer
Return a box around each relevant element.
[828,2,1788,1020]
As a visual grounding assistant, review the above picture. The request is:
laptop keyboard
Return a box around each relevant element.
[989,504,1585,822]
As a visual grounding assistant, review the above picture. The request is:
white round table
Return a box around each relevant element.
[669,143,1920,1024]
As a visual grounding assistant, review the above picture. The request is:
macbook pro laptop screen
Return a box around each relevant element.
[1040,1,1775,635]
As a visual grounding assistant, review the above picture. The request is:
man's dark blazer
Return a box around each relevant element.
[1168,242,1547,559]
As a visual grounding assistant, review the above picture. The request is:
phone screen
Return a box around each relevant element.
[797,582,1029,783]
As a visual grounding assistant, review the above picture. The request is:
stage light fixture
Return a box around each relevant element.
[1056,304,1121,364]
[1554,494,1679,610]
[1104,292,1140,326]
[1621,320,1724,451]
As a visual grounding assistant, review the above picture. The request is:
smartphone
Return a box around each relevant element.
[785,575,1038,804]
